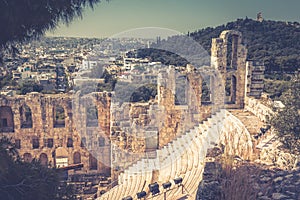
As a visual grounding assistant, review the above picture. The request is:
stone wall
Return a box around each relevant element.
[0,92,111,175]
[211,30,248,109]
[244,96,273,122]
[219,110,254,160]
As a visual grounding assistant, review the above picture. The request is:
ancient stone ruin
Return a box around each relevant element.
[0,30,271,199]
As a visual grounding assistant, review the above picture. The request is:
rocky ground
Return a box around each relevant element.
[196,147,300,200]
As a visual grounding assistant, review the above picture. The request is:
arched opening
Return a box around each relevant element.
[23,153,32,163]
[39,153,48,166]
[231,75,237,103]
[201,76,212,103]
[175,75,187,105]
[0,106,14,132]
[67,138,73,148]
[89,154,98,170]
[86,105,98,127]
[225,75,237,104]
[32,136,39,149]
[53,106,65,128]
[20,104,32,128]
[225,76,232,103]
[81,137,86,147]
[73,152,81,164]
[226,34,239,70]
[46,138,53,148]
[15,139,21,149]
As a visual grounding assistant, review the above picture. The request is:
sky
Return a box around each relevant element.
[46,0,300,38]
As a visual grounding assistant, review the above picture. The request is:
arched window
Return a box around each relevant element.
[81,137,86,147]
[175,75,187,105]
[32,137,39,149]
[23,153,32,162]
[231,75,237,103]
[201,76,212,103]
[20,104,32,128]
[67,138,73,148]
[39,153,48,166]
[0,106,14,132]
[15,139,21,149]
[53,106,65,128]
[73,152,81,164]
[226,34,239,70]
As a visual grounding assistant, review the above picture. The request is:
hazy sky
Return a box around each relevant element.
[46,0,300,38]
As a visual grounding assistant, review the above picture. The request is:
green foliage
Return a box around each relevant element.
[0,137,76,200]
[0,73,15,89]
[130,84,157,103]
[111,81,157,104]
[139,18,300,74]
[18,80,43,95]
[0,0,101,47]
[137,48,189,67]
[0,0,103,63]
[263,79,290,99]
[97,70,117,92]
[190,18,300,74]
[270,75,300,154]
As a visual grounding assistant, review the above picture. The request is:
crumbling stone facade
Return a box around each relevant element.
[1,30,267,192]
[110,30,265,179]
[0,92,111,175]
[211,30,248,108]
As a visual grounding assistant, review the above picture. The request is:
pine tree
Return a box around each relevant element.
[0,0,103,59]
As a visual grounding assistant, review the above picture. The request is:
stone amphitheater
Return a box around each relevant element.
[2,30,294,200]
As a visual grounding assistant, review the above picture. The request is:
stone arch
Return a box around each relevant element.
[73,152,81,164]
[219,30,242,70]
[0,106,14,132]
[32,136,39,149]
[39,153,48,166]
[67,137,73,147]
[81,137,86,147]
[53,105,65,128]
[231,75,237,103]
[225,75,237,104]
[175,75,187,105]
[20,104,32,128]
[23,153,32,162]
[201,76,212,103]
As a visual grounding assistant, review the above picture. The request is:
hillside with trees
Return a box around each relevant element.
[191,18,300,73]
[139,18,300,74]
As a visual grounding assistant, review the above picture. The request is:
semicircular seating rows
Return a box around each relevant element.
[98,109,231,200]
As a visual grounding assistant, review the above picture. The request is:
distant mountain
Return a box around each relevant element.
[138,18,300,74]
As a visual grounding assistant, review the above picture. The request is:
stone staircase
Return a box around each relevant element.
[97,110,227,200]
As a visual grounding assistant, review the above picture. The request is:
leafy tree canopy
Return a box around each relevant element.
[0,137,75,200]
[139,18,300,75]
[0,0,102,55]
[270,74,300,154]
